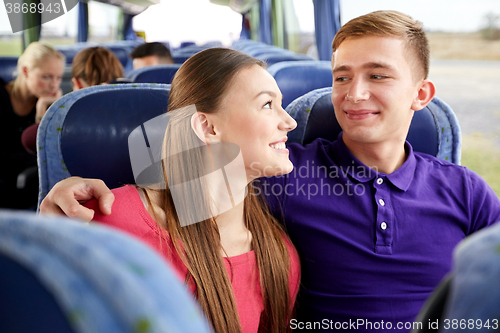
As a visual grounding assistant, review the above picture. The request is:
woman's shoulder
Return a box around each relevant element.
[84,185,150,226]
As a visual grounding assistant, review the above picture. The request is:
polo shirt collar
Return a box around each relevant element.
[329,132,417,192]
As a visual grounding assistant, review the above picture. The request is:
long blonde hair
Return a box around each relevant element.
[146,48,295,333]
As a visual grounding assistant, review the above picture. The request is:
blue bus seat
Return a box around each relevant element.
[259,53,314,67]
[286,87,462,164]
[232,40,268,52]
[440,222,500,332]
[126,64,182,84]
[54,46,82,65]
[202,41,223,48]
[412,221,500,332]
[0,56,18,82]
[0,210,212,333]
[102,40,142,49]
[37,83,170,206]
[179,41,196,49]
[177,45,206,52]
[244,46,295,57]
[267,60,333,109]
[171,52,192,64]
[105,46,133,71]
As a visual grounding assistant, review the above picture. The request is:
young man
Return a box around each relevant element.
[40,11,500,332]
[130,42,174,69]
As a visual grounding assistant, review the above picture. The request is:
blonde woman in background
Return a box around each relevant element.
[0,42,64,209]
[21,47,124,155]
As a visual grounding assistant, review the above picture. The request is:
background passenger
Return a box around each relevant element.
[130,42,174,69]
[0,42,64,209]
[21,47,124,154]
[71,46,124,89]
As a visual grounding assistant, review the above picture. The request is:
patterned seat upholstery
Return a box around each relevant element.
[0,210,212,333]
[37,83,171,207]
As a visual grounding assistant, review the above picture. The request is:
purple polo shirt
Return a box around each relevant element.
[260,135,500,332]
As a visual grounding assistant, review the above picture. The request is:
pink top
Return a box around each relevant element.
[85,185,300,333]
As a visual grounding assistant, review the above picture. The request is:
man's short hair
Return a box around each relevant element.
[332,10,429,80]
[130,42,173,64]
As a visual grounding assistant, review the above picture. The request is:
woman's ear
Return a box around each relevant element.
[71,78,81,91]
[21,66,28,78]
[191,112,220,143]
[71,78,89,91]
[411,79,436,111]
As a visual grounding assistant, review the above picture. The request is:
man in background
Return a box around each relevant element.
[130,42,174,70]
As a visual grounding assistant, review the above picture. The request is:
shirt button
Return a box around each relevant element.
[378,199,385,206]
[376,178,383,185]
[381,222,388,230]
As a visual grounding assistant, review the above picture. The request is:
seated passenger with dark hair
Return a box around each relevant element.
[130,42,174,69]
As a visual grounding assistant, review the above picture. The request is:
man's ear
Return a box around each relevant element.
[411,79,436,111]
[191,112,220,143]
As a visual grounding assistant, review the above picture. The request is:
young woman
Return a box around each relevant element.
[0,42,64,209]
[83,48,300,333]
[21,46,124,154]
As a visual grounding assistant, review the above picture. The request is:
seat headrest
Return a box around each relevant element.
[37,84,171,204]
[126,64,182,84]
[268,61,333,109]
[0,57,19,82]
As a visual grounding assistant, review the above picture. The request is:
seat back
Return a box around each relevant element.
[105,46,133,71]
[126,64,182,84]
[0,56,19,82]
[171,52,192,64]
[259,53,314,67]
[54,46,81,65]
[37,83,170,206]
[0,210,212,333]
[249,47,294,57]
[267,61,333,109]
[286,87,462,164]
[441,222,500,332]
[412,222,500,332]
